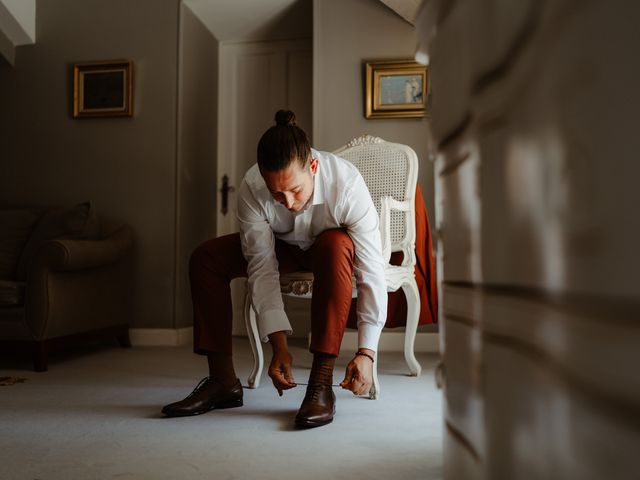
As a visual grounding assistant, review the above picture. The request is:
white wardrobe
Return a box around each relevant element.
[415,1,640,478]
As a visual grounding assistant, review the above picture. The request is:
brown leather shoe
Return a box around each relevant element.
[294,383,336,429]
[161,377,243,417]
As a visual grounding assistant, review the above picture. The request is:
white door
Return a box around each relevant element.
[217,38,313,236]
[216,38,312,334]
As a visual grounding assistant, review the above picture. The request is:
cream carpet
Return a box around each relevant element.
[0,338,443,480]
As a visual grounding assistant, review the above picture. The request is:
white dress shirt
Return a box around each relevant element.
[237,148,388,352]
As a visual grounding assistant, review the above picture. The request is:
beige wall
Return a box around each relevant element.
[176,3,219,329]
[313,0,435,216]
[0,0,430,333]
[0,0,184,329]
[0,27,12,64]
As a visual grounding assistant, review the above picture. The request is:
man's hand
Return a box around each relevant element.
[340,348,375,396]
[268,331,297,396]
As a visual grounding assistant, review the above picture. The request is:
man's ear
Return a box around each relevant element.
[309,157,319,175]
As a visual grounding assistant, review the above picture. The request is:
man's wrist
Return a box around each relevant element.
[268,330,289,353]
[355,348,375,363]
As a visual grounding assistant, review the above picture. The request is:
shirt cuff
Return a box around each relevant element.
[358,323,383,352]
[258,308,292,343]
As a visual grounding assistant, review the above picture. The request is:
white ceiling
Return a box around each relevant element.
[183,0,304,41]
[183,0,421,42]
[0,0,35,44]
[378,0,424,25]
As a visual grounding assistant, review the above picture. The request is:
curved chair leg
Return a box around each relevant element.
[244,290,264,388]
[369,350,380,399]
[402,280,422,377]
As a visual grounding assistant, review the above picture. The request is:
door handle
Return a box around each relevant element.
[220,174,235,215]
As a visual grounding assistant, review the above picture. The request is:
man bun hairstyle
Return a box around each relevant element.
[257,109,311,172]
[275,109,296,127]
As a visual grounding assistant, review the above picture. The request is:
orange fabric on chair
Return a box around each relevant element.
[347,185,438,329]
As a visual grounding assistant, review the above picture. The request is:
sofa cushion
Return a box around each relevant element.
[0,209,43,279]
[15,201,101,280]
[0,280,26,306]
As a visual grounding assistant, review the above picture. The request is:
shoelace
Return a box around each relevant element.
[302,382,335,402]
[186,376,212,398]
[297,383,341,387]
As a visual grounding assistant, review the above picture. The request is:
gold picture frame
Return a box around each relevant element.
[365,60,428,119]
[73,60,133,118]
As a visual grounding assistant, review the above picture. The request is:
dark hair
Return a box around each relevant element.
[257,110,311,172]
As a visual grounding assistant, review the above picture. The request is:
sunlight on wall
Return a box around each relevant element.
[505,128,567,292]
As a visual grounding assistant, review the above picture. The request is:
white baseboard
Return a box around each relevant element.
[128,327,439,353]
[129,327,193,347]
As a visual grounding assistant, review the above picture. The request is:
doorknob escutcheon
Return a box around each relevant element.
[220,174,235,215]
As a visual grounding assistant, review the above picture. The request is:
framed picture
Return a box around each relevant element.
[365,60,428,119]
[73,60,133,118]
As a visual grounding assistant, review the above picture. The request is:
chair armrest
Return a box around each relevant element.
[379,196,413,264]
[33,225,134,272]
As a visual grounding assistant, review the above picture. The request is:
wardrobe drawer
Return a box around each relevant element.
[477,124,557,291]
[482,292,640,407]
[443,284,482,320]
[478,89,640,298]
[444,420,484,480]
[443,316,484,453]
[436,139,482,283]
[483,340,640,480]
[426,0,477,144]
[427,0,540,143]
[472,1,640,298]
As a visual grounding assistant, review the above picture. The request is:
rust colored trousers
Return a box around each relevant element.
[190,229,355,357]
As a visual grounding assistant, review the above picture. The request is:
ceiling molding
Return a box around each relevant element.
[183,0,310,42]
[0,0,35,45]
[378,0,424,25]
[0,26,14,65]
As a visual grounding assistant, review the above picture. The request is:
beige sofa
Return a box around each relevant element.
[0,202,134,371]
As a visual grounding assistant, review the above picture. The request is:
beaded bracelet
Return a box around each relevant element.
[355,351,375,363]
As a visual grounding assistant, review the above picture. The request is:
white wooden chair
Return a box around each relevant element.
[244,135,421,399]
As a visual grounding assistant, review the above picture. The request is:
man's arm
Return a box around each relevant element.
[339,173,388,394]
[340,347,376,396]
[237,180,292,341]
[268,331,297,395]
[237,180,296,394]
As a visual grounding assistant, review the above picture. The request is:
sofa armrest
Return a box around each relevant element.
[23,224,134,340]
[33,225,133,272]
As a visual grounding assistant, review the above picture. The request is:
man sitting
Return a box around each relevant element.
[161,110,387,429]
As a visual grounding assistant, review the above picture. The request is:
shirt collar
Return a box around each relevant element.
[310,149,324,206]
